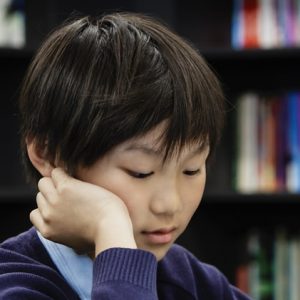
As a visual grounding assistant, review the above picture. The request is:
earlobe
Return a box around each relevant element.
[26,139,54,177]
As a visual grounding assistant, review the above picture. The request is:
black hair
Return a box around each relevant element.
[19,12,225,183]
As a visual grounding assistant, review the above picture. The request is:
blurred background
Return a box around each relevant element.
[1,1,300,299]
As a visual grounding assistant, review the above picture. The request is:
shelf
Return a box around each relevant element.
[0,47,33,59]
[2,43,300,61]
[200,47,300,94]
[0,188,35,203]
[1,187,299,205]
[202,47,300,61]
[203,192,300,205]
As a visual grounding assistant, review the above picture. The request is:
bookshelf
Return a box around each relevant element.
[1,0,300,296]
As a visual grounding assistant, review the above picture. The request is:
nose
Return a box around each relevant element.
[150,180,183,216]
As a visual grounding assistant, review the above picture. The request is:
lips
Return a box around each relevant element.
[142,227,176,244]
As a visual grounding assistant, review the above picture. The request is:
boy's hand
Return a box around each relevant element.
[30,168,137,256]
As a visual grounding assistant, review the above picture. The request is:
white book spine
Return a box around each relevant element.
[236,93,259,193]
[258,0,279,48]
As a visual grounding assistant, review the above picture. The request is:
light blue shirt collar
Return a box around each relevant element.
[37,231,93,300]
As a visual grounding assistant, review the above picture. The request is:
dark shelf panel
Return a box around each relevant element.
[2,44,300,61]
[1,187,299,205]
[200,47,300,94]
[203,192,300,205]
[0,188,35,203]
[0,47,34,59]
[202,47,300,61]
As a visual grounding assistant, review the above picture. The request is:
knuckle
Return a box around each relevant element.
[36,192,42,202]
[40,226,52,240]
[38,177,51,193]
[51,168,58,177]
[29,209,37,223]
[42,209,52,223]
[57,180,71,195]
[37,177,45,189]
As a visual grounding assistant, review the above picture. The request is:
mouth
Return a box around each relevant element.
[142,227,176,244]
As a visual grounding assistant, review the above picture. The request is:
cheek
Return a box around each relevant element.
[179,188,203,236]
[183,177,206,215]
[94,174,146,219]
[78,166,139,210]
[113,184,142,215]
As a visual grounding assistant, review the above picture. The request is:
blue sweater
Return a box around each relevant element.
[0,228,251,299]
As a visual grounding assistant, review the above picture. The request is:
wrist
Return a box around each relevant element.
[94,216,137,255]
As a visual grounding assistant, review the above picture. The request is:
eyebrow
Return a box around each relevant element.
[122,143,209,158]
[123,144,161,156]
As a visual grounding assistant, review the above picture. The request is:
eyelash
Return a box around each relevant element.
[127,169,201,179]
[183,169,201,176]
[127,171,154,179]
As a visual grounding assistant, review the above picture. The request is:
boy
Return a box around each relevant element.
[0,12,251,299]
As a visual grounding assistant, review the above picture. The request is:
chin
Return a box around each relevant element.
[145,244,173,261]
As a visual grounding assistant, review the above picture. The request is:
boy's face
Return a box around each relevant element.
[77,123,209,260]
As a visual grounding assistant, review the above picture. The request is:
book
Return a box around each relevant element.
[246,230,273,300]
[273,97,286,191]
[231,0,300,48]
[294,0,300,45]
[243,0,260,48]
[236,93,260,193]
[258,0,279,48]
[0,0,25,48]
[258,97,277,192]
[274,229,289,300]
[286,92,300,192]
[232,0,244,48]
[234,92,300,193]
[288,235,300,300]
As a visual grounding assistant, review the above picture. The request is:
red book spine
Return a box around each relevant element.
[243,0,260,48]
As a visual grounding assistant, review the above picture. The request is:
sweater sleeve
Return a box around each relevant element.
[92,248,158,300]
[0,248,79,300]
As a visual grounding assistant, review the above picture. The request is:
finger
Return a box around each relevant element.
[30,209,46,233]
[36,192,47,216]
[51,167,71,188]
[38,177,56,201]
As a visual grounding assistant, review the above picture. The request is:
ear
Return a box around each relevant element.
[26,139,54,177]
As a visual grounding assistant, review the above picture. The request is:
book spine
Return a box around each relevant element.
[275,97,287,191]
[286,93,300,192]
[258,0,279,48]
[243,0,260,48]
[274,229,289,300]
[232,0,244,48]
[288,236,300,300]
[236,94,259,193]
[236,229,300,299]
[294,0,300,45]
[232,0,300,48]
[234,91,300,193]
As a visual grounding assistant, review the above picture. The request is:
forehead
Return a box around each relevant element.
[115,124,209,159]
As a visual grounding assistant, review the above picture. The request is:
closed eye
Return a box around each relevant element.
[127,170,154,179]
[183,169,201,176]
